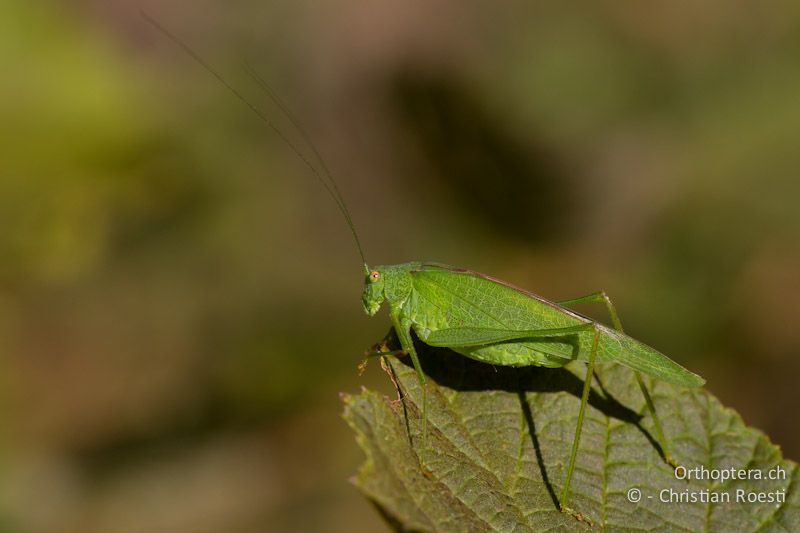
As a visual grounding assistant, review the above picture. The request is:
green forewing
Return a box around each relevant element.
[408,266,704,388]
[593,326,704,387]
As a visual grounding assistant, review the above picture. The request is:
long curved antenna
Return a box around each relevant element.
[242,63,354,234]
[140,11,367,266]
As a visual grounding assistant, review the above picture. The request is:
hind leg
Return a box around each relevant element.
[558,292,676,467]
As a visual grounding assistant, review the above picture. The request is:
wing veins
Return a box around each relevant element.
[413,271,509,330]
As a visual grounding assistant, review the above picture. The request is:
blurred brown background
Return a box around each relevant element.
[2,1,799,531]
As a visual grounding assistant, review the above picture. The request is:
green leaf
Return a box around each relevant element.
[342,342,799,531]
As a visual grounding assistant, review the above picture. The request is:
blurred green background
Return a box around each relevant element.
[2,1,800,531]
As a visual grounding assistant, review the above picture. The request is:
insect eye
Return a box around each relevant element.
[370,271,380,281]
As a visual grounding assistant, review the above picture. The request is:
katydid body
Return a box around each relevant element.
[364,262,703,387]
[363,261,704,521]
[144,14,706,524]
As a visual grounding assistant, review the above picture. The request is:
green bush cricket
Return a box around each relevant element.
[143,13,705,524]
